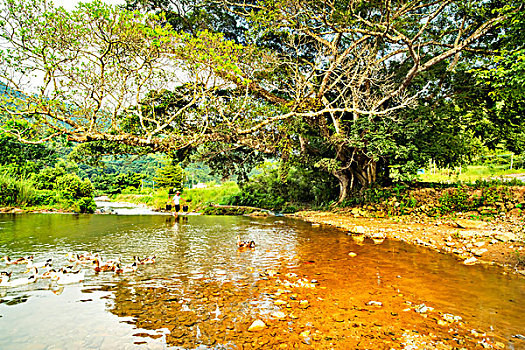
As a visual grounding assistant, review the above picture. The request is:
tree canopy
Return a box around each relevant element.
[0,0,521,202]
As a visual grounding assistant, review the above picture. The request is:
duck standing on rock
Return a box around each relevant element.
[237,235,256,249]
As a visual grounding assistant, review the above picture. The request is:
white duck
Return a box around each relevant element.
[54,269,85,285]
[115,262,138,274]
[0,268,38,287]
[26,258,52,270]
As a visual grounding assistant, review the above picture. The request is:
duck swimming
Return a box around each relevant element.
[26,258,52,270]
[237,235,256,249]
[93,258,117,273]
[2,255,34,265]
[115,262,138,274]
[134,256,155,265]
[53,269,85,285]
[0,268,38,287]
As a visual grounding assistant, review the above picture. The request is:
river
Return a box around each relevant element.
[0,211,523,349]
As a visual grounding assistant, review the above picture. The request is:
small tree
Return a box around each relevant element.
[154,161,185,191]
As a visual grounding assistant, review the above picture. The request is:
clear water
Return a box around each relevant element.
[0,213,523,349]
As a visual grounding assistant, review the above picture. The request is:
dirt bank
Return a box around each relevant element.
[291,209,525,276]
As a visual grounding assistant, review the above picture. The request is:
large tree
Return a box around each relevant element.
[219,0,517,201]
[0,0,517,203]
[0,0,284,151]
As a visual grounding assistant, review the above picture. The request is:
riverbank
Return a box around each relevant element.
[292,209,525,276]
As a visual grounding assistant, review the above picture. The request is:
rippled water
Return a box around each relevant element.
[0,212,523,349]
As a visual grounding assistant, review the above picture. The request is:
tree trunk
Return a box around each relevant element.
[333,156,379,204]
[333,170,351,205]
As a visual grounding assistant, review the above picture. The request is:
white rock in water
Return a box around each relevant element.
[352,226,366,234]
[442,313,461,323]
[415,303,434,314]
[248,319,266,332]
[471,248,488,257]
[366,301,382,307]
[463,257,478,265]
[271,311,286,319]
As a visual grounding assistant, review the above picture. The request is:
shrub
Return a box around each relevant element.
[225,164,337,211]
[32,189,58,205]
[56,174,94,199]
[73,197,97,213]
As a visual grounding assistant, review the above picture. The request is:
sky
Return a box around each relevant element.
[52,0,126,11]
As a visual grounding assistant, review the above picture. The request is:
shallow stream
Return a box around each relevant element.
[0,212,523,349]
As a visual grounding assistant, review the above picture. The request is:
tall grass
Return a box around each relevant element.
[184,182,240,209]
[0,173,36,206]
[112,182,240,210]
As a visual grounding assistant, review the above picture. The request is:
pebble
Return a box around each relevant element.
[442,314,462,323]
[271,311,286,319]
[351,226,366,234]
[348,252,357,257]
[463,257,478,265]
[333,314,345,322]
[248,319,266,332]
[300,330,310,337]
[367,301,382,307]
[414,304,433,314]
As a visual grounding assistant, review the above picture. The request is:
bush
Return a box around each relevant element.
[56,174,94,199]
[32,189,58,205]
[225,164,337,211]
[73,197,97,213]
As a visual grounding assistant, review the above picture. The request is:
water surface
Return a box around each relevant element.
[0,213,523,349]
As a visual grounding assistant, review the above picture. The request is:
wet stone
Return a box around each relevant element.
[170,329,186,338]
[333,314,345,322]
[248,319,266,332]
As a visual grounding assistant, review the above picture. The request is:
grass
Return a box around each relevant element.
[112,182,240,211]
[0,173,36,207]
[418,165,525,184]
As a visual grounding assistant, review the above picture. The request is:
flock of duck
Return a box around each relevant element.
[2,237,253,288]
[1,253,155,288]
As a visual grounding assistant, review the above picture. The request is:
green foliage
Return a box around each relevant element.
[224,163,338,211]
[73,197,97,214]
[56,174,94,199]
[32,190,57,206]
[184,182,239,207]
[433,184,512,215]
[32,161,78,190]
[0,131,58,176]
